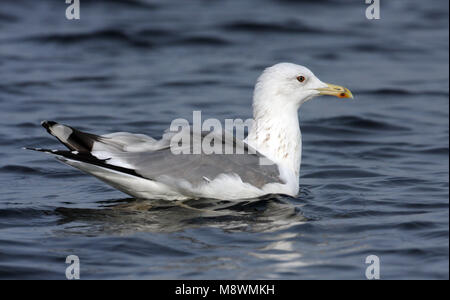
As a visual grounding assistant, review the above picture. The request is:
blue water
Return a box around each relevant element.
[0,0,448,279]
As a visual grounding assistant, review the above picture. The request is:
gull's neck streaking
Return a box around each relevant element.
[245,62,353,195]
[247,84,302,190]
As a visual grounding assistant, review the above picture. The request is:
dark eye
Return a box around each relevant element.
[297,75,306,83]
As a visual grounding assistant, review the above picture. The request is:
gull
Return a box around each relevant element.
[27,63,353,200]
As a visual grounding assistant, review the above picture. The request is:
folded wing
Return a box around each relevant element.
[35,121,282,189]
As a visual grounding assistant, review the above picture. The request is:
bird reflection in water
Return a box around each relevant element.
[55,194,309,235]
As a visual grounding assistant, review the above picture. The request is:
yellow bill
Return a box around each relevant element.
[317,83,353,99]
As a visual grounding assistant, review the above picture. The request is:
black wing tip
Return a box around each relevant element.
[25,148,146,180]
[24,147,59,153]
[41,120,57,130]
[24,147,42,151]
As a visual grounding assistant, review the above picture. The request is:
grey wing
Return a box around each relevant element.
[35,121,282,188]
[104,130,282,188]
[116,150,281,188]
